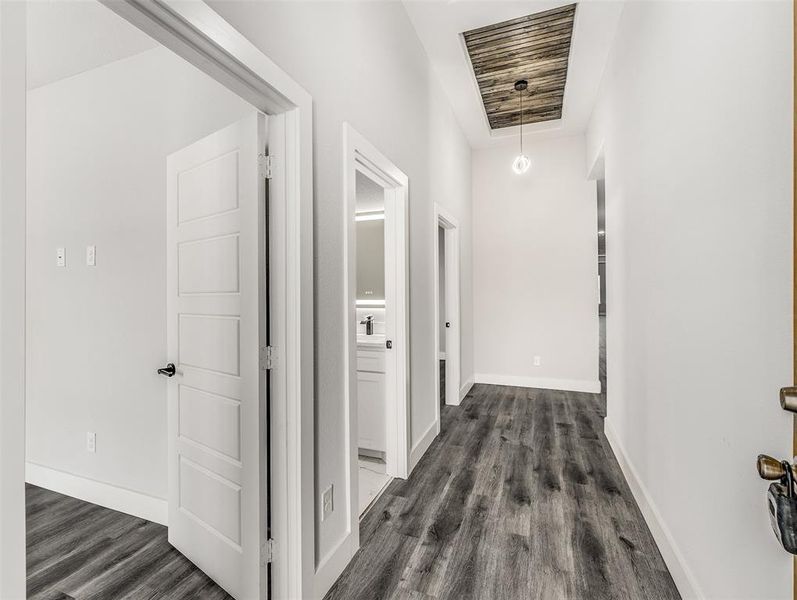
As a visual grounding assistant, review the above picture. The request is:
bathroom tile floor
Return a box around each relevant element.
[358,456,391,516]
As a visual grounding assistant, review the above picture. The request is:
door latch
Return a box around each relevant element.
[386,340,393,349]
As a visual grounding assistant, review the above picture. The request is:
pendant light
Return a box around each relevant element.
[512,79,531,175]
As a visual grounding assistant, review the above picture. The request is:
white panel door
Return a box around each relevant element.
[166,113,267,600]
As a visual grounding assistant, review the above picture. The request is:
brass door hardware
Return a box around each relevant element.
[758,455,797,554]
[780,387,797,413]
[758,454,797,480]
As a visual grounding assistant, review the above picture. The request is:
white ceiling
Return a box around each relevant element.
[27,0,158,90]
[403,0,624,149]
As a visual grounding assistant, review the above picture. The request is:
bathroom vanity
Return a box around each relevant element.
[357,334,386,455]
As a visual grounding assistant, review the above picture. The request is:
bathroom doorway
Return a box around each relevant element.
[353,171,391,515]
[343,124,410,555]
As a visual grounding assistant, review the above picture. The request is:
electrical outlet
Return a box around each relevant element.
[321,484,334,521]
[86,245,96,266]
[533,356,541,367]
[56,247,66,267]
[86,432,96,453]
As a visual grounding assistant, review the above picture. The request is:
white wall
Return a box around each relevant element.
[206,2,473,596]
[587,2,793,598]
[473,136,599,393]
[26,47,251,502]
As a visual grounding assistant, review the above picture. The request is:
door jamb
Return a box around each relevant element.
[335,122,409,585]
[434,204,461,417]
[0,2,315,599]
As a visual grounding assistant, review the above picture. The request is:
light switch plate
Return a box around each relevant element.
[86,432,96,453]
[86,245,96,266]
[533,356,541,367]
[56,247,66,267]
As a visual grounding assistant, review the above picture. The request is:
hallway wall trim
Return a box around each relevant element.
[26,462,168,526]
[604,418,704,600]
[459,377,474,402]
[410,418,440,471]
[474,373,600,394]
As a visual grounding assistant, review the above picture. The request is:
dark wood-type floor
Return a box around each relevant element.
[326,316,680,600]
[26,484,232,600]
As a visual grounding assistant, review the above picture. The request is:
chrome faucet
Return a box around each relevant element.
[360,314,374,336]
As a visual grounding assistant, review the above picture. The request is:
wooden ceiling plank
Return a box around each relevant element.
[471,46,572,74]
[464,19,574,52]
[463,5,576,42]
[464,4,575,131]
[465,23,574,56]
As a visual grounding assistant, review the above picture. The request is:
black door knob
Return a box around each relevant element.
[157,363,176,377]
[445,322,451,328]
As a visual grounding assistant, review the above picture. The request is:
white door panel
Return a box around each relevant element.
[166,113,267,600]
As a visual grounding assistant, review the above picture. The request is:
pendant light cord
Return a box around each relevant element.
[519,87,524,154]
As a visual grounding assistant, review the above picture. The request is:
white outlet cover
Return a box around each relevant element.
[86,245,96,266]
[533,356,541,366]
[86,432,96,453]
[56,247,66,267]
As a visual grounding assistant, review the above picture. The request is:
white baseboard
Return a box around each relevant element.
[474,373,601,394]
[313,532,354,600]
[409,419,439,471]
[26,462,168,526]
[459,377,474,402]
[603,419,704,600]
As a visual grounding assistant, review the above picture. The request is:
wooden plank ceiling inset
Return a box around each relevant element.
[463,4,576,130]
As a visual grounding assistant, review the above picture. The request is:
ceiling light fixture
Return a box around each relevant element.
[512,79,531,175]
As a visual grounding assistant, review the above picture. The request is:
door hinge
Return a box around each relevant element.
[262,539,276,565]
[260,346,276,371]
[258,154,273,179]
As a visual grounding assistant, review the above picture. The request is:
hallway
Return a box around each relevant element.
[326,379,680,600]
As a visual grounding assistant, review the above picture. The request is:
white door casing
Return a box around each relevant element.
[166,113,267,600]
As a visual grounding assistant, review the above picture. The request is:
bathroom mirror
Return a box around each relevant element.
[356,217,385,302]
[356,171,385,303]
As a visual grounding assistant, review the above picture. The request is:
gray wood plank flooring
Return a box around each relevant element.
[326,319,679,600]
[26,484,232,600]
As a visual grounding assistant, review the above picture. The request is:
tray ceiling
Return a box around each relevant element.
[463,4,576,130]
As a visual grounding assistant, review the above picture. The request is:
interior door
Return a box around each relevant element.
[165,112,268,600]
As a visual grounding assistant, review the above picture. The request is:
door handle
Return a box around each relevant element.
[758,454,797,480]
[157,363,176,377]
[445,322,451,328]
[781,387,797,413]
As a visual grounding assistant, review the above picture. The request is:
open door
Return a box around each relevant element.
[164,113,268,600]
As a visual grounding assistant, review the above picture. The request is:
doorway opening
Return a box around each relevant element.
[597,178,607,408]
[434,204,461,420]
[3,2,315,599]
[342,123,410,559]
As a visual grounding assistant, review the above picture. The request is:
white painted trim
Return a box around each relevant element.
[313,533,354,600]
[340,123,410,598]
[26,462,168,526]
[474,373,601,394]
[410,419,440,471]
[9,3,316,599]
[438,351,447,360]
[603,419,704,600]
[459,377,474,402]
[0,4,28,597]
